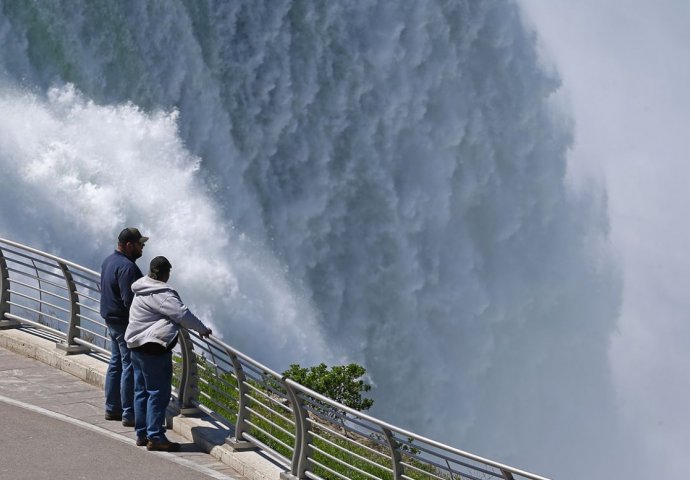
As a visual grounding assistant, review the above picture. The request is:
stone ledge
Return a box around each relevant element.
[171,413,283,480]
[0,328,107,389]
[0,327,284,480]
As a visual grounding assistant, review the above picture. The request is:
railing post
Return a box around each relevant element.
[281,380,311,480]
[382,427,404,480]
[177,330,202,415]
[55,262,89,353]
[0,248,20,330]
[501,469,515,480]
[224,351,254,450]
[0,247,19,329]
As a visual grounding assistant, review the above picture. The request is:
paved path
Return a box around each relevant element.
[0,345,247,480]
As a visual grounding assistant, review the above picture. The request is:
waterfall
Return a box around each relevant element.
[0,1,632,478]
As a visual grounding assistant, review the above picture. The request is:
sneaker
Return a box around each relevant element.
[105,411,122,421]
[146,439,181,452]
[122,418,135,427]
[136,436,148,447]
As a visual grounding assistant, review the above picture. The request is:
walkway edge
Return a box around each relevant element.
[0,328,282,480]
[0,328,107,389]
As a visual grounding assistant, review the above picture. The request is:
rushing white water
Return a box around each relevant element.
[0,82,331,366]
[0,1,640,478]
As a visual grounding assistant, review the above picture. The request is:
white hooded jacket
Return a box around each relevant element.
[125,275,211,349]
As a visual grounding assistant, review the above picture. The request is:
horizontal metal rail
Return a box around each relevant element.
[0,237,552,480]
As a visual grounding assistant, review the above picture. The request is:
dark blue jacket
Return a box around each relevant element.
[100,250,143,324]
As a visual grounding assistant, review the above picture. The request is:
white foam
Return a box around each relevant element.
[0,83,330,368]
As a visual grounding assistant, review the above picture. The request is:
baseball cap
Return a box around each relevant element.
[118,227,149,244]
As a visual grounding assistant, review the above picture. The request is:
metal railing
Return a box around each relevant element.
[0,237,551,480]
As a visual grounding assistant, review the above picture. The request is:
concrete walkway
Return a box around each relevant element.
[0,401,236,480]
[0,345,246,479]
[0,329,283,480]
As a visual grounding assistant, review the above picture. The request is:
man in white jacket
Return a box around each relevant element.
[125,256,212,451]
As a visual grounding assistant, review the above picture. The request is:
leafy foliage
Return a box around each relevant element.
[283,362,374,413]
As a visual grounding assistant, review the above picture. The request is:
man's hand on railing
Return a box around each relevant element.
[199,328,212,339]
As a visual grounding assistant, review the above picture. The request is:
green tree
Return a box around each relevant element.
[283,362,374,414]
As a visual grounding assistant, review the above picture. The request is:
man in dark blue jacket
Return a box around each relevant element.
[100,227,148,426]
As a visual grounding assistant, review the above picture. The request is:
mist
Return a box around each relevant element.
[519,1,690,477]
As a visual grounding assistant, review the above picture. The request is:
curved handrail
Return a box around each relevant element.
[0,237,99,277]
[0,237,552,480]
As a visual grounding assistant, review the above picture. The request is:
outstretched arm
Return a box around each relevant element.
[159,292,212,337]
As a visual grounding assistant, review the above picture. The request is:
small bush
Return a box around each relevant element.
[283,362,374,414]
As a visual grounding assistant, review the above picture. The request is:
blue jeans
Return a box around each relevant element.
[104,322,134,421]
[131,349,173,442]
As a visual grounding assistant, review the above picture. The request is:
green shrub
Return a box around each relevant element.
[283,363,374,414]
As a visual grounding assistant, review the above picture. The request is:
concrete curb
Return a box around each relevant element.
[0,328,282,480]
[0,329,106,389]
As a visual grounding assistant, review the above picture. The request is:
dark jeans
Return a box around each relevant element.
[104,322,134,421]
[131,348,173,442]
